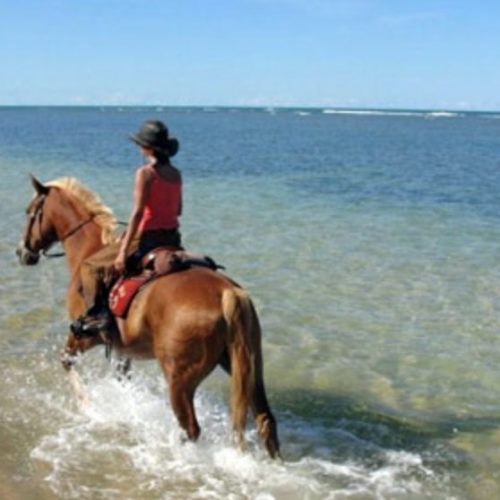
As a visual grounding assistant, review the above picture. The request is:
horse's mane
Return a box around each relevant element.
[47,177,119,245]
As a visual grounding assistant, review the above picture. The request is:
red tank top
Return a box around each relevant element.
[139,166,182,233]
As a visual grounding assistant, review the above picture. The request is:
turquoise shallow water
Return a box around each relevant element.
[1,107,500,499]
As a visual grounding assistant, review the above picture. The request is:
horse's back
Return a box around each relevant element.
[147,266,236,309]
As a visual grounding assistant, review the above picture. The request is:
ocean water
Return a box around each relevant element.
[1,106,500,499]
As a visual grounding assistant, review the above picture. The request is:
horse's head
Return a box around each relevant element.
[16,175,59,265]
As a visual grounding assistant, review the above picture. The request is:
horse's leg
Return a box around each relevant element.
[157,349,202,442]
[168,381,200,441]
[116,317,142,347]
[246,305,281,459]
[116,357,132,381]
[251,377,280,459]
[61,346,90,407]
[60,335,91,407]
[67,367,90,408]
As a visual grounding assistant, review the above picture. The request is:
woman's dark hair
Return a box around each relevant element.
[153,137,179,163]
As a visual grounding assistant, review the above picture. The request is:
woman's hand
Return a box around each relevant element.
[114,251,127,274]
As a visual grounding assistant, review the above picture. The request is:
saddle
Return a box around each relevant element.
[108,247,223,318]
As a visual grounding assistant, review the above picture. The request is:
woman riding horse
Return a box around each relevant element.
[17,174,280,458]
[72,120,183,339]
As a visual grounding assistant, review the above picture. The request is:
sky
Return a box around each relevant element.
[1,0,500,110]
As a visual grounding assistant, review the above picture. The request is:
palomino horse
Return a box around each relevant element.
[16,175,280,458]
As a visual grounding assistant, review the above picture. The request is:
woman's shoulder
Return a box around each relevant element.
[133,164,156,190]
[136,163,154,179]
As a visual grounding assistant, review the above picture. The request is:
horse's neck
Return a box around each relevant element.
[54,205,105,276]
[64,228,104,275]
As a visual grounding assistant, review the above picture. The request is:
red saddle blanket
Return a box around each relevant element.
[108,248,222,318]
[108,273,155,318]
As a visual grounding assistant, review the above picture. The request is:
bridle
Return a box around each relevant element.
[24,193,94,260]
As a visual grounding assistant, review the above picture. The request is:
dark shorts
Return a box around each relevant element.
[138,228,182,255]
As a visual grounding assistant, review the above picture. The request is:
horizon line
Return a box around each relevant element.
[0,104,499,114]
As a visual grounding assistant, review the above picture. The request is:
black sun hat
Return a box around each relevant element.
[129,120,179,157]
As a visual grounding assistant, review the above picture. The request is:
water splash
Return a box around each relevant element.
[26,359,452,499]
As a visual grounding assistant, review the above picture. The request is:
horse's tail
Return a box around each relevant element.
[222,287,256,449]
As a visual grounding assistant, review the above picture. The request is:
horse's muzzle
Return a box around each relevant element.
[16,244,40,266]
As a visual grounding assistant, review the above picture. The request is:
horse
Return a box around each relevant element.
[16,175,280,458]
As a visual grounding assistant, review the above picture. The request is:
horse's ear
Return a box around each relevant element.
[29,174,49,196]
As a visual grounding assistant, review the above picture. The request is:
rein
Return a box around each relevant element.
[42,216,95,258]
[42,219,128,259]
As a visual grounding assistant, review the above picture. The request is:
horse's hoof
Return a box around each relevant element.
[60,350,77,370]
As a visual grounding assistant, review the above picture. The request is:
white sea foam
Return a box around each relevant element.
[425,111,461,118]
[28,362,445,499]
[321,108,465,118]
[322,109,424,117]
